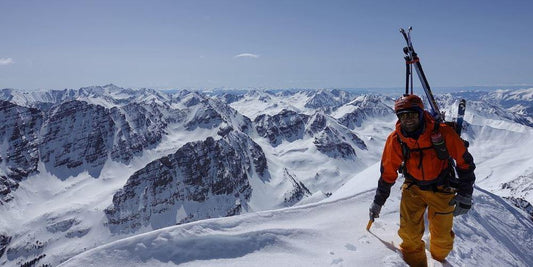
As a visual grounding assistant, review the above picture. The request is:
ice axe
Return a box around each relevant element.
[366,219,374,231]
[367,203,380,231]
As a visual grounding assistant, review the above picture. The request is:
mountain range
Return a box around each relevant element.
[0,84,532,266]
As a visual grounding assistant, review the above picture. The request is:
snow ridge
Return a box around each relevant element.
[59,181,533,267]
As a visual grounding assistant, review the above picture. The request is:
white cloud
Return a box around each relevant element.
[234,53,260,59]
[0,58,15,65]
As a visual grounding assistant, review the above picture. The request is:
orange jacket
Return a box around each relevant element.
[380,111,474,184]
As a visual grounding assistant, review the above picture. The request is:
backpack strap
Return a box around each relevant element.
[396,133,433,173]
[397,122,455,192]
[396,134,409,175]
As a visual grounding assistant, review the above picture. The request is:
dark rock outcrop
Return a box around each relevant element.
[105,131,268,233]
[282,169,311,206]
[337,95,393,129]
[254,109,309,146]
[109,103,168,163]
[40,101,116,179]
[313,127,357,159]
[503,196,533,221]
[184,97,253,134]
[0,101,42,203]
[39,100,168,179]
[307,112,366,159]
[304,89,352,110]
[0,234,11,258]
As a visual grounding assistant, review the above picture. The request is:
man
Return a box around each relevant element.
[369,94,476,267]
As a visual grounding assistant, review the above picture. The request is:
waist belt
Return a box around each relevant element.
[404,166,456,193]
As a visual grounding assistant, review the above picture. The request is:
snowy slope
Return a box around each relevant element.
[227,90,313,119]
[58,166,533,267]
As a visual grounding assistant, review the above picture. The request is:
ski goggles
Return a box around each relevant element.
[397,111,419,120]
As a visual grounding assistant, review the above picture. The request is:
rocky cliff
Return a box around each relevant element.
[0,101,42,203]
[105,130,268,233]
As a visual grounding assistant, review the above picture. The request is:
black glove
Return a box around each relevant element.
[369,202,382,221]
[449,194,472,216]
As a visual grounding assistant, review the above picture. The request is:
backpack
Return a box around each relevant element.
[396,122,459,191]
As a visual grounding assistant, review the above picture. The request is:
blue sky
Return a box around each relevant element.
[1,0,532,90]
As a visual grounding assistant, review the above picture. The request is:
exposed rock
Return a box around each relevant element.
[6,239,46,261]
[185,101,223,130]
[182,94,202,107]
[306,112,366,158]
[39,100,168,179]
[500,172,533,219]
[1,84,173,109]
[19,254,46,267]
[109,103,167,163]
[337,95,393,129]
[254,109,309,146]
[282,169,311,206]
[105,131,268,233]
[304,89,352,110]
[185,98,253,134]
[313,127,357,159]
[219,93,244,104]
[39,101,116,179]
[503,197,533,221]
[0,234,11,258]
[306,112,328,134]
[0,100,42,203]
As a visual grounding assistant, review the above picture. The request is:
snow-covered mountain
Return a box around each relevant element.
[0,84,172,109]
[0,85,532,266]
[439,88,533,127]
[105,131,267,234]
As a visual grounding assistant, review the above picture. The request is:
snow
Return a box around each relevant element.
[1,86,533,266]
[58,173,533,267]
[58,184,400,266]
[491,88,533,102]
[229,91,313,119]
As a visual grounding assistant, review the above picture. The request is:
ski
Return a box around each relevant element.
[400,27,443,122]
[456,99,466,135]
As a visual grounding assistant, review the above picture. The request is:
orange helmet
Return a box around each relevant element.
[394,94,424,113]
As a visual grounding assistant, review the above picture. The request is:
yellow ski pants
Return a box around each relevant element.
[398,183,456,267]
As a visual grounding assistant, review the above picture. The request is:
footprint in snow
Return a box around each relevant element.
[358,235,371,244]
[331,257,344,265]
[383,254,407,267]
[344,243,357,251]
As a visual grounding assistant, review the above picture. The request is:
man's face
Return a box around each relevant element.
[398,111,420,133]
